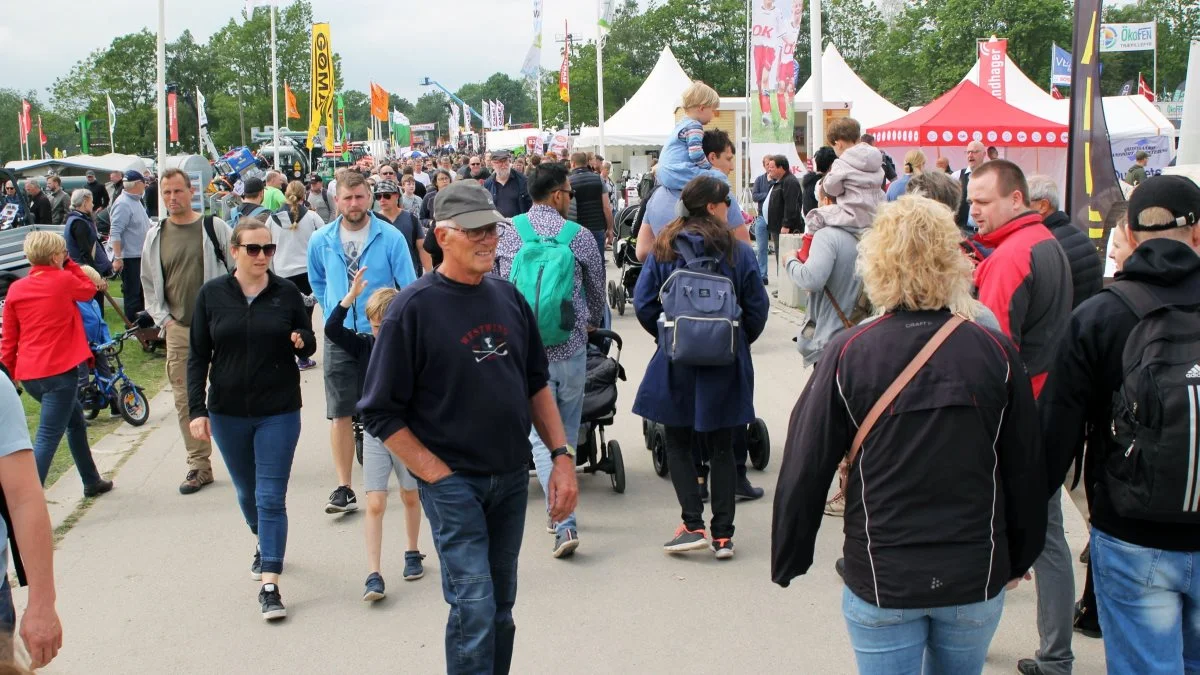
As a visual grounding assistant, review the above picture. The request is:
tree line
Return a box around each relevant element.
[1,0,1192,163]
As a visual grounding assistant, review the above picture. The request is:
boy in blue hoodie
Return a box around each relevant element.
[76,266,118,416]
[326,267,425,602]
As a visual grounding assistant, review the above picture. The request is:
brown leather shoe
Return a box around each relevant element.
[179,469,214,495]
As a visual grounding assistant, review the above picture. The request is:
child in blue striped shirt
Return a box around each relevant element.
[656,81,729,191]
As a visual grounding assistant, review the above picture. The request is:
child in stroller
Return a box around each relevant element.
[607,204,643,316]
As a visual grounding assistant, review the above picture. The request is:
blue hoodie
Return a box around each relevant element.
[631,231,770,431]
[76,299,112,346]
[307,212,417,333]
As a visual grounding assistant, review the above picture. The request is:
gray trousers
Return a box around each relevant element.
[1033,489,1075,674]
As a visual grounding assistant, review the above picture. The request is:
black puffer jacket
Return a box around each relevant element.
[1043,210,1103,309]
[772,310,1047,608]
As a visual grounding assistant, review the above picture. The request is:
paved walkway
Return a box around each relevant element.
[19,265,1105,674]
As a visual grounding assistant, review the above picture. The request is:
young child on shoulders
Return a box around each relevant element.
[797,118,885,263]
[656,81,730,191]
[324,267,426,602]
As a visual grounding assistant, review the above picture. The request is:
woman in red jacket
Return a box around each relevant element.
[0,232,112,496]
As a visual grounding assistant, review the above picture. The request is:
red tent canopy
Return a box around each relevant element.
[867,81,1067,148]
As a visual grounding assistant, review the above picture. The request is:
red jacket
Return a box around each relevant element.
[973,211,1072,398]
[1,259,97,381]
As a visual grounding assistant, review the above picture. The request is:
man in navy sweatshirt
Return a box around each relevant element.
[358,181,578,675]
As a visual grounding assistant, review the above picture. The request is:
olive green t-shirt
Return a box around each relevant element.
[160,217,205,326]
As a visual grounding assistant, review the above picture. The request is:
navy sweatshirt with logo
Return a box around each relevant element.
[358,271,550,475]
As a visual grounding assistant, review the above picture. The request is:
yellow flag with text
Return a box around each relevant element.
[307,23,335,149]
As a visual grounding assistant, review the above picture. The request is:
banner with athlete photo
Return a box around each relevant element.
[749,0,804,181]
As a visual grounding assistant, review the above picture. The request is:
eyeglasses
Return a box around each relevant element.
[469,162,481,166]
[445,222,506,242]
[380,170,396,176]
[377,193,398,199]
[237,243,278,257]
[556,188,576,198]
[723,195,732,206]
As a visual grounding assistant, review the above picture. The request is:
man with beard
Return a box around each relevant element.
[308,170,417,515]
[483,150,531,219]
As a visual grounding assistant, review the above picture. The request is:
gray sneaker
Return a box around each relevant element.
[552,529,580,558]
[663,524,708,553]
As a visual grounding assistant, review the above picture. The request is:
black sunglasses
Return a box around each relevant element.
[238,243,277,257]
[557,188,576,198]
[377,192,398,199]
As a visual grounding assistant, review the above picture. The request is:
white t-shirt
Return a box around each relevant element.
[752,1,788,48]
[412,171,431,187]
[340,224,370,276]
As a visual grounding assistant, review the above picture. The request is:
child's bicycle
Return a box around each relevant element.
[78,324,152,427]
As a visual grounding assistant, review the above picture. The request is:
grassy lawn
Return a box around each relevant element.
[22,278,167,489]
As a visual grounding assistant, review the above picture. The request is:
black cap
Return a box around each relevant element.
[307,173,323,183]
[242,177,265,197]
[491,149,512,161]
[1128,175,1200,231]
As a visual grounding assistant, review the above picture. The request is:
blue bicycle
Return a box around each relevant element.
[78,324,151,426]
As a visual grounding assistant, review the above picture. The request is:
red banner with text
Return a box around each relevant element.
[978,37,1008,101]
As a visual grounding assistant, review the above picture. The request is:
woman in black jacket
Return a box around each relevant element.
[187,217,316,622]
[771,196,1047,674]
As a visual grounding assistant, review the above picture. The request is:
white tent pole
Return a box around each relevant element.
[1177,38,1200,165]
[271,5,280,168]
[156,0,166,196]
[596,0,607,159]
[810,0,824,155]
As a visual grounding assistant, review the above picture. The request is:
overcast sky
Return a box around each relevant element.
[3,0,649,104]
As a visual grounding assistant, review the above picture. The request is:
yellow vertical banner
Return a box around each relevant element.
[307,22,334,149]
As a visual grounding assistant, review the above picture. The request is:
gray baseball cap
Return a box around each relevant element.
[373,179,399,195]
[433,181,505,229]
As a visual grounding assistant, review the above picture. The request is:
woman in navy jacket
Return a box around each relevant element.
[633,175,769,559]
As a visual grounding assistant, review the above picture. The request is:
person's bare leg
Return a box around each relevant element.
[401,488,421,552]
[365,491,387,574]
[331,417,354,486]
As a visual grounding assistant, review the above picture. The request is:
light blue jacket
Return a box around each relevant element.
[307,213,417,333]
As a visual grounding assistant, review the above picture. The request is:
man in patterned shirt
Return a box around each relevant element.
[492,162,604,559]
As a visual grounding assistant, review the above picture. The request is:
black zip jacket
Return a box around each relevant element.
[324,303,373,390]
[187,272,316,419]
[1041,238,1200,551]
[1043,210,1103,309]
[772,310,1047,608]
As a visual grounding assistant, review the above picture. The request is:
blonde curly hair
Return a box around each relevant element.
[857,196,981,319]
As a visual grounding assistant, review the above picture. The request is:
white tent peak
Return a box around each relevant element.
[794,43,906,129]
[961,52,1057,113]
[576,46,694,147]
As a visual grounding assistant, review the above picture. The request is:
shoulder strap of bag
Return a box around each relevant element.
[823,288,853,329]
[673,242,721,270]
[847,315,965,467]
[1107,280,1167,319]
[556,220,581,245]
[203,215,227,269]
[511,214,537,243]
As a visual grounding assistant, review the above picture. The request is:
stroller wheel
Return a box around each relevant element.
[616,286,627,316]
[607,280,618,309]
[608,440,626,494]
[651,426,669,478]
[642,418,652,448]
[355,431,364,466]
[748,418,771,470]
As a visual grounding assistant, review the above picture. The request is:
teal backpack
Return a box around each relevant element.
[508,214,580,346]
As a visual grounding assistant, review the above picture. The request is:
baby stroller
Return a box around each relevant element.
[607,204,643,316]
[642,418,771,478]
[575,329,628,493]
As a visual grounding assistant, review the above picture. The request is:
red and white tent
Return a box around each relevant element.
[867,81,1068,148]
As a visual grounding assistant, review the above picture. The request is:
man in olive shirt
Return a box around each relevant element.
[141,169,232,495]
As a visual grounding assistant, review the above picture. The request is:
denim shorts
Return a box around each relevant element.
[363,433,417,493]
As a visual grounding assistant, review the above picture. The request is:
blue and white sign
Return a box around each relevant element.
[1051,43,1071,87]
[1099,22,1156,53]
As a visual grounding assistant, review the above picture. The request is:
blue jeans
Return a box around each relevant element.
[419,469,528,675]
[0,576,12,635]
[23,364,102,488]
[753,215,769,278]
[210,411,301,575]
[842,586,1006,675]
[591,228,607,266]
[1092,528,1200,674]
[529,348,586,535]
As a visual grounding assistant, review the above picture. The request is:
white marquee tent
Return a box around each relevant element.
[794,44,906,130]
[960,53,1059,119]
[575,46,694,148]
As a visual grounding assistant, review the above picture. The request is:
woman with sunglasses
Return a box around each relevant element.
[632,175,769,559]
[187,217,316,621]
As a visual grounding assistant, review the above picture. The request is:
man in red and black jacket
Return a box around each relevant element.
[968,159,1074,675]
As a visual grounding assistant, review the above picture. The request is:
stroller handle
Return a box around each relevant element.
[588,329,623,351]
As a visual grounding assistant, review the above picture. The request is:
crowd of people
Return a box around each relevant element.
[0,96,1198,675]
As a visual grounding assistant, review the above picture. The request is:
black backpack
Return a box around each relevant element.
[1106,280,1200,523]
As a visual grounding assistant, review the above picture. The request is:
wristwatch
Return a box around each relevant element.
[550,446,574,461]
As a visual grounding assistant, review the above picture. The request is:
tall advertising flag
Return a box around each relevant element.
[167,89,179,143]
[749,0,803,180]
[370,83,389,122]
[391,110,411,147]
[520,0,544,79]
[20,100,31,138]
[1068,0,1124,248]
[196,88,208,128]
[1051,43,1072,87]
[37,115,46,153]
[284,82,301,119]
[482,100,492,129]
[978,37,1008,101]
[76,115,91,154]
[105,95,116,138]
[335,94,347,150]
[307,22,335,149]
[558,44,571,103]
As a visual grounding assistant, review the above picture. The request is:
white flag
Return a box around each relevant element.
[482,101,491,130]
[196,88,208,128]
[520,0,545,79]
[106,94,117,137]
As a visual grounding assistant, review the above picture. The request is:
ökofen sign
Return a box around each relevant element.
[1099,22,1156,52]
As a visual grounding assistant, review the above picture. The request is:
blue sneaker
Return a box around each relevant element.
[403,551,426,580]
[363,572,385,601]
[552,528,580,558]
